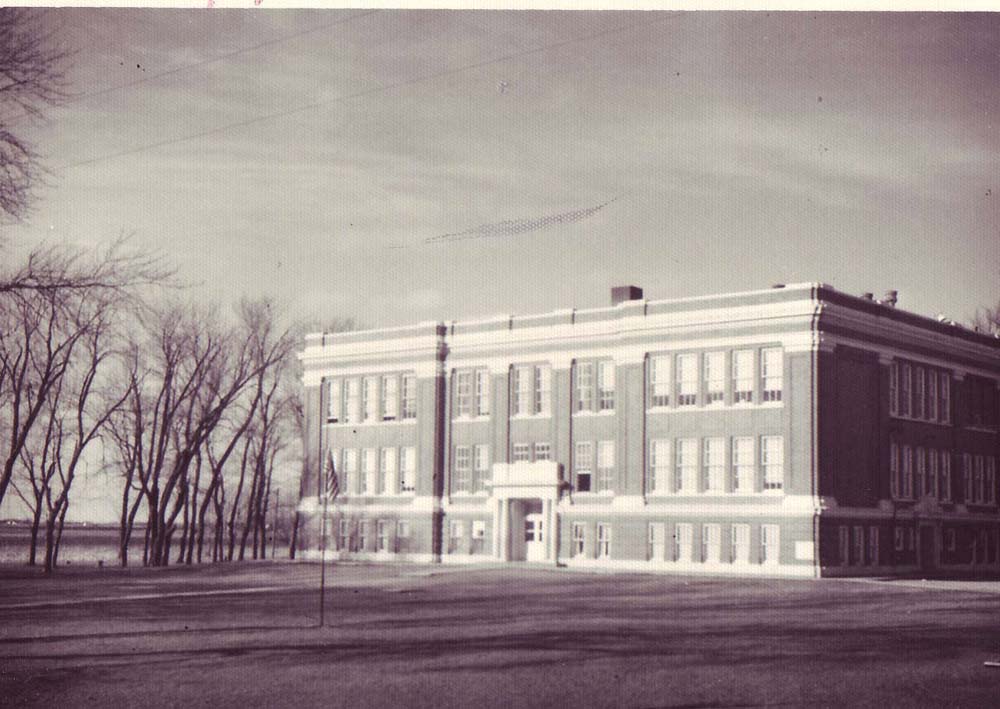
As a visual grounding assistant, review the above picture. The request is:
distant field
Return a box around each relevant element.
[1,562,999,708]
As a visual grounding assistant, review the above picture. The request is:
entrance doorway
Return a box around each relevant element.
[525,513,546,562]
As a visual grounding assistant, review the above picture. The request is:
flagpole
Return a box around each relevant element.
[319,484,328,628]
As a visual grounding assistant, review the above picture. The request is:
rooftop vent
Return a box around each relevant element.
[861,292,874,300]
[882,289,898,308]
[611,285,643,306]
[771,283,785,289]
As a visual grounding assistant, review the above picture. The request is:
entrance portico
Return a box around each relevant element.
[490,461,562,563]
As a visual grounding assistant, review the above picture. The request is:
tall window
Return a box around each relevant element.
[915,447,926,498]
[732,350,753,404]
[703,352,724,405]
[597,440,615,492]
[702,523,721,563]
[674,523,693,562]
[455,371,473,417]
[475,370,491,417]
[596,523,612,559]
[649,439,671,493]
[533,365,551,415]
[761,436,783,491]
[868,527,880,567]
[381,375,398,421]
[376,520,389,552]
[927,371,938,421]
[575,362,594,412]
[648,523,666,561]
[986,457,997,505]
[649,355,671,407]
[900,363,911,417]
[913,367,925,420]
[702,437,725,492]
[345,378,361,424]
[927,449,939,501]
[901,445,913,499]
[512,366,532,416]
[940,451,952,502]
[676,438,698,493]
[889,441,900,499]
[327,379,342,422]
[760,524,780,565]
[761,348,783,402]
[401,375,417,420]
[533,442,551,461]
[939,373,950,424]
[343,449,358,494]
[399,447,416,492]
[888,361,898,416]
[453,446,471,492]
[512,443,531,462]
[361,448,376,494]
[380,448,397,495]
[474,444,490,490]
[362,377,377,422]
[975,455,985,504]
[575,441,593,492]
[338,519,350,550]
[676,354,697,406]
[731,524,750,563]
[598,361,616,411]
[852,525,865,565]
[571,523,586,557]
[838,526,850,565]
[733,437,755,494]
[357,521,368,551]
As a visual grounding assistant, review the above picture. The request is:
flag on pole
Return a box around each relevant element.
[324,449,339,501]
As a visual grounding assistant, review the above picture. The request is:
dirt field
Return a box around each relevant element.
[1,561,999,708]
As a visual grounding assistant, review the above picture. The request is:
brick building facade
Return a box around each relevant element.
[296,283,1000,577]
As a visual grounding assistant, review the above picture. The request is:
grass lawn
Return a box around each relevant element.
[1,561,999,708]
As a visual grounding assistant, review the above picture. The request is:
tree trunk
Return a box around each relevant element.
[289,511,300,560]
[27,502,43,566]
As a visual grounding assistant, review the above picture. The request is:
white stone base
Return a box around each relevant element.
[562,557,817,578]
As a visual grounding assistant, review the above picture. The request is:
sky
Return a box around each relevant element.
[3,9,999,521]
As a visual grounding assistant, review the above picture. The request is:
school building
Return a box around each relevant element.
[296,283,1000,577]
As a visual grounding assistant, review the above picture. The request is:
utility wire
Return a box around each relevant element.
[59,15,674,171]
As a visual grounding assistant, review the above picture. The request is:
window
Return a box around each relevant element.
[900,364,911,417]
[533,442,551,461]
[761,436,783,491]
[376,520,389,552]
[987,457,997,505]
[345,378,361,423]
[475,370,490,416]
[889,441,900,499]
[674,523,693,562]
[474,445,490,489]
[361,449,376,494]
[381,375,398,421]
[733,437,755,494]
[731,524,750,563]
[534,365,551,416]
[676,438,698,493]
[888,362,898,416]
[380,448,397,495]
[597,523,612,559]
[338,519,350,550]
[704,352,724,405]
[597,441,615,492]
[676,354,697,406]
[401,375,417,420]
[868,527,880,566]
[928,371,938,421]
[852,525,865,566]
[944,528,956,552]
[703,437,725,493]
[453,446,471,492]
[512,443,531,463]
[940,451,952,502]
[913,367,925,420]
[342,449,358,494]
[702,523,721,563]
[915,447,926,498]
[575,441,593,492]
[575,362,594,412]
[327,379,342,422]
[939,373,950,423]
[362,377,377,422]
[732,350,753,404]
[894,527,905,552]
[455,371,473,417]
[572,523,586,557]
[760,524,780,565]
[512,366,532,416]
[838,525,850,565]
[761,348,783,402]
[399,447,416,492]
[648,522,666,561]
[901,445,913,499]
[598,361,615,411]
[449,520,464,552]
[358,521,369,551]
[649,355,671,407]
[396,520,410,539]
[963,453,973,502]
[471,520,486,540]
[649,439,671,494]
[928,450,939,501]
[975,455,985,504]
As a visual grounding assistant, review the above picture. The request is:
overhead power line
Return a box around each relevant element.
[59,15,674,171]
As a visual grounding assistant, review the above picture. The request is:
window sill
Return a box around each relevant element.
[572,410,616,418]
[509,413,552,421]
[325,419,417,428]
[453,415,491,423]
[647,401,783,414]
[889,414,952,427]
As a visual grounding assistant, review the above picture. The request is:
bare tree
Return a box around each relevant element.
[0,8,71,221]
[972,299,1000,337]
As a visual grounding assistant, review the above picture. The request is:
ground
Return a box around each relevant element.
[1,562,999,708]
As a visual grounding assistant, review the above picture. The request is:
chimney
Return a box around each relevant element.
[611,285,643,306]
[883,289,898,308]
